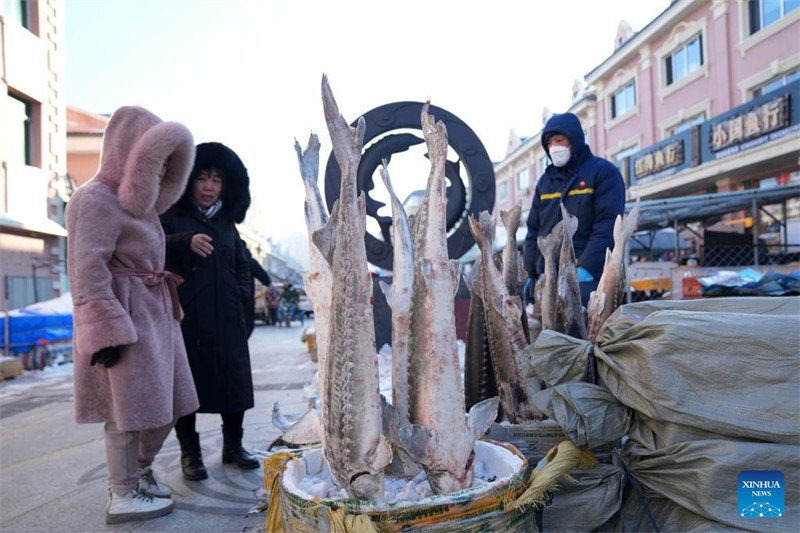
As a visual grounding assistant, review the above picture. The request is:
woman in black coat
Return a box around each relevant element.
[161,142,258,480]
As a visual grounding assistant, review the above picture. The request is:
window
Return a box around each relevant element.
[2,0,30,28]
[669,113,705,137]
[516,168,530,192]
[752,68,800,98]
[497,180,509,202]
[6,276,53,310]
[611,81,636,119]
[539,154,549,174]
[613,146,639,171]
[749,0,800,34]
[666,35,703,86]
[7,95,32,165]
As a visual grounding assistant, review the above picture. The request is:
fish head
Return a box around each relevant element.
[349,472,385,503]
[426,450,476,495]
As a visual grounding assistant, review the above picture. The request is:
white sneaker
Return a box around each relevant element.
[138,466,172,498]
[105,489,174,525]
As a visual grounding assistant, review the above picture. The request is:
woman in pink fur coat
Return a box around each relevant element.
[66,106,200,525]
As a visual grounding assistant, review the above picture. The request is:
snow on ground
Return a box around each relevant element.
[0,360,73,401]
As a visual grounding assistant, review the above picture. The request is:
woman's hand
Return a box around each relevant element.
[90,345,122,368]
[191,233,214,257]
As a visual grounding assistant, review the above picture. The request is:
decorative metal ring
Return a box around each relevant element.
[324,101,495,270]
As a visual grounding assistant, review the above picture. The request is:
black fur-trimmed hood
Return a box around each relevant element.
[173,142,251,223]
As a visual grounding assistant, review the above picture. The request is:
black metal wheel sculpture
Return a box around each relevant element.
[323,101,495,270]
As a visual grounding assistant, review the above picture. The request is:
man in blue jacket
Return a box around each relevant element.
[523,112,626,306]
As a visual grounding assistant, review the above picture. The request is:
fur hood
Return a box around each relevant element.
[94,106,195,217]
[172,142,251,223]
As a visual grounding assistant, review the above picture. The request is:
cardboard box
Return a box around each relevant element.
[631,277,671,292]
[682,276,704,298]
[0,357,23,380]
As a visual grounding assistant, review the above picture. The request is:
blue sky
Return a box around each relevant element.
[65,0,669,247]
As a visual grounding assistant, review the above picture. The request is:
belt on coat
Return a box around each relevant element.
[110,268,184,321]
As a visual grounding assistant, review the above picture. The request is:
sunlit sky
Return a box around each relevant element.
[65,0,669,258]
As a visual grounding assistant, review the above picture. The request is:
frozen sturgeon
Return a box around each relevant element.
[499,201,531,344]
[587,197,641,343]
[464,254,499,415]
[393,104,499,495]
[312,75,391,501]
[295,133,333,406]
[556,203,587,340]
[377,162,421,478]
[469,211,543,422]
[537,220,565,332]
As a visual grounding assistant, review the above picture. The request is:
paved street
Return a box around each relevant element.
[0,321,317,532]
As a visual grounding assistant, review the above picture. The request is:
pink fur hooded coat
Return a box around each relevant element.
[66,106,200,431]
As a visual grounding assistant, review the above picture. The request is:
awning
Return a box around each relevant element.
[630,228,687,253]
[0,212,68,237]
[627,184,800,232]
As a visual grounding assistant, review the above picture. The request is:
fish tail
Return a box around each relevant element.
[499,201,522,235]
[379,159,394,196]
[537,221,563,257]
[294,133,321,186]
[468,211,495,252]
[560,203,579,240]
[616,196,641,246]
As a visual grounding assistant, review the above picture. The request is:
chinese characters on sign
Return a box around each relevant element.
[633,140,684,180]
[709,94,789,152]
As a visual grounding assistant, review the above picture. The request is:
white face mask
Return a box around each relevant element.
[549,145,571,167]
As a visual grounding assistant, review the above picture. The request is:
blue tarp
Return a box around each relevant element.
[701,270,800,297]
[0,310,73,353]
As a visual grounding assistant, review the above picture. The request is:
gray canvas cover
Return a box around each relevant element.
[525,297,800,530]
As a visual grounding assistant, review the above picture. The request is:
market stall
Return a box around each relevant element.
[262,77,799,532]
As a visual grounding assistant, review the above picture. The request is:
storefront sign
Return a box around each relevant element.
[626,128,695,186]
[709,94,789,152]
[633,140,684,180]
[701,80,799,162]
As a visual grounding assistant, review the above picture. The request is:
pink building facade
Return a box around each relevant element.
[495,0,799,246]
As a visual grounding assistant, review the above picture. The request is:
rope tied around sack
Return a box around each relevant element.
[507,439,597,511]
[326,506,378,533]
[263,452,293,533]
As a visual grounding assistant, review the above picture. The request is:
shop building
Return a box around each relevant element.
[495,0,800,254]
[1,0,68,310]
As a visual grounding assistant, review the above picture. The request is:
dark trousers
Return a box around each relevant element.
[174,411,245,440]
[268,307,279,326]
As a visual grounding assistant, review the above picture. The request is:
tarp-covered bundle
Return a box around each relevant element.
[527,297,800,531]
[0,293,73,354]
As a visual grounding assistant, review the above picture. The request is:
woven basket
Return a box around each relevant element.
[277,439,535,532]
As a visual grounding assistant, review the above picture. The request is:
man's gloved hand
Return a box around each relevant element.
[90,345,122,368]
[577,266,595,282]
[523,277,535,304]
